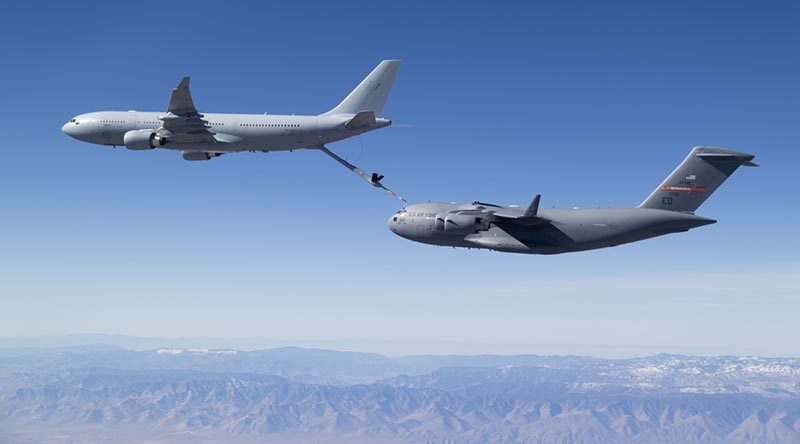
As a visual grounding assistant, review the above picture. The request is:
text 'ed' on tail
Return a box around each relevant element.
[639,146,757,213]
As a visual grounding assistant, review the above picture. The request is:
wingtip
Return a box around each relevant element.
[177,76,190,90]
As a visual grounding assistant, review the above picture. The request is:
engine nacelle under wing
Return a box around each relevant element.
[439,213,480,235]
[123,129,166,150]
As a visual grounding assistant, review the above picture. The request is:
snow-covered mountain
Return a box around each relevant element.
[1,347,799,443]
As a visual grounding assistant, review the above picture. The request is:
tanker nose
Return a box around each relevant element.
[62,122,74,137]
[62,118,81,139]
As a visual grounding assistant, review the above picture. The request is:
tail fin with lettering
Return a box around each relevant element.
[638,146,756,212]
[322,60,401,117]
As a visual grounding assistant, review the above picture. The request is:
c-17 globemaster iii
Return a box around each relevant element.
[62,60,405,198]
[388,146,756,254]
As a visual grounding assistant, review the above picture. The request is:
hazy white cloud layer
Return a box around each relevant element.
[3,264,797,357]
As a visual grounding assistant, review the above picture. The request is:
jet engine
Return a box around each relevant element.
[436,213,481,235]
[123,129,167,150]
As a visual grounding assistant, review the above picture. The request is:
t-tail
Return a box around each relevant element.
[639,146,757,213]
[322,60,401,117]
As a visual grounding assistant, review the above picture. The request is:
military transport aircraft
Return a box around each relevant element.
[388,146,756,254]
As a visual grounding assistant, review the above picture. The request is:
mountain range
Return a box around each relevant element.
[1,344,799,443]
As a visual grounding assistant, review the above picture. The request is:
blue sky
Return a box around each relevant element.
[1,1,798,356]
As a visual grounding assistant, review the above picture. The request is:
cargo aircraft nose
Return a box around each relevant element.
[387,209,409,238]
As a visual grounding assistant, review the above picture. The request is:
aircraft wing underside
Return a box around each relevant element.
[464,194,567,248]
[480,218,571,250]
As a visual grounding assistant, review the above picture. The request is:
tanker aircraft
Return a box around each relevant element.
[62,60,400,161]
[62,60,404,198]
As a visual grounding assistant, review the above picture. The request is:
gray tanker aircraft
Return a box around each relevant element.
[62,60,400,162]
[389,146,756,254]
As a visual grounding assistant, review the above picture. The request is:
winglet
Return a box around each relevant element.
[493,196,550,226]
[524,194,541,217]
[167,76,197,115]
[177,76,190,90]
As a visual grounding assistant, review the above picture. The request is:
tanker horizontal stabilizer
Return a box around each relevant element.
[345,111,377,130]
